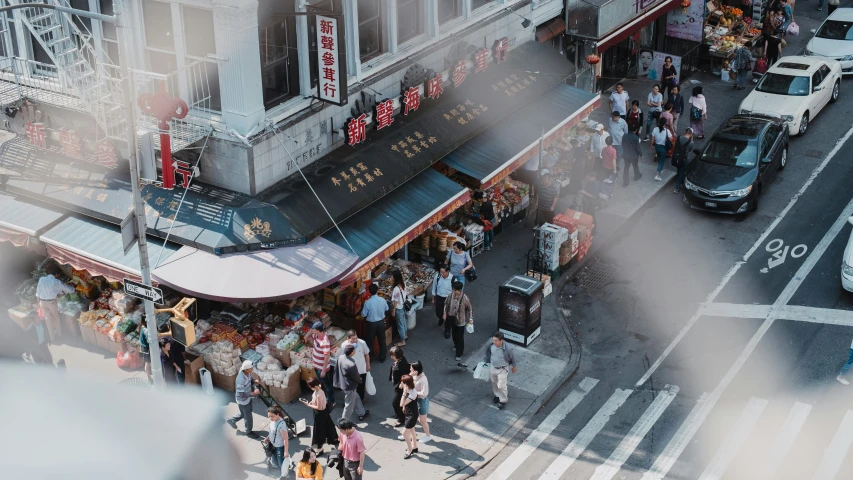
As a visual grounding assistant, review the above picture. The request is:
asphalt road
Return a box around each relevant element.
[476,32,853,480]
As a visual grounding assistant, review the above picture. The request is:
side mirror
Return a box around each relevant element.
[811,29,817,34]
[814,85,824,92]
[761,157,772,164]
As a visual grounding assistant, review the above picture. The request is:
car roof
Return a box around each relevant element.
[827,7,853,21]
[767,56,824,75]
[715,116,773,140]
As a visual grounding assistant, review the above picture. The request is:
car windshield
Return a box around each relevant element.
[816,20,853,40]
[700,137,758,168]
[755,73,810,96]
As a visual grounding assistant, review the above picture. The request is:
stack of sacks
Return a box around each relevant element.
[276,332,301,351]
[256,355,285,387]
[204,340,242,375]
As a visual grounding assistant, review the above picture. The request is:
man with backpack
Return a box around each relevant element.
[671,127,697,194]
[731,42,755,90]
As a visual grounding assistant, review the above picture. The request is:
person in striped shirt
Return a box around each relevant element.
[307,322,335,407]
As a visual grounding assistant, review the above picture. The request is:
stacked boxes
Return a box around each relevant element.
[539,223,570,271]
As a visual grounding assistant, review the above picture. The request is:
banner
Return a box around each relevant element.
[637,51,683,86]
[666,1,706,43]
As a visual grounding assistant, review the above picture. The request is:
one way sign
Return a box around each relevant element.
[124,279,164,304]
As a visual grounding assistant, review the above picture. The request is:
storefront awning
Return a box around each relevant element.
[39,216,182,284]
[0,192,65,247]
[151,240,359,303]
[536,18,566,43]
[439,84,600,189]
[596,0,679,52]
[323,168,471,286]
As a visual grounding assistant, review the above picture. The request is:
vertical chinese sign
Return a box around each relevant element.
[315,15,348,106]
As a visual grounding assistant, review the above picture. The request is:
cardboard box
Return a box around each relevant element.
[108,339,123,354]
[183,351,205,385]
[269,368,302,404]
[300,366,318,382]
[95,330,111,351]
[385,326,393,347]
[79,323,95,345]
[61,313,80,337]
[269,346,292,368]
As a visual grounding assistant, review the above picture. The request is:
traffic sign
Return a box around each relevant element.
[124,279,164,304]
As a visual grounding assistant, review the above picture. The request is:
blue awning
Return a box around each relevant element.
[0,192,66,237]
[323,168,470,284]
[440,84,599,188]
[39,216,182,283]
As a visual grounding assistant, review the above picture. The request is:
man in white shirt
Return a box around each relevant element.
[432,266,454,339]
[609,83,630,119]
[589,124,610,159]
[343,330,371,400]
[36,274,74,341]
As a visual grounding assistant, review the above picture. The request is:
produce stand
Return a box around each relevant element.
[704,3,762,75]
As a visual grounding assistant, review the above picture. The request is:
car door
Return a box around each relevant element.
[811,67,829,112]
[819,64,835,102]
[758,128,779,182]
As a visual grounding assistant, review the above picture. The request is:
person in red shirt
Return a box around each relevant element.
[338,419,366,479]
[306,322,335,408]
[600,136,617,183]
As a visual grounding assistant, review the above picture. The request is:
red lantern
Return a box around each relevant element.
[680,0,691,13]
[585,54,600,65]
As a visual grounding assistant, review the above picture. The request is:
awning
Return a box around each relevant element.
[439,84,600,189]
[596,0,679,53]
[40,216,182,284]
[536,18,566,43]
[323,168,471,285]
[151,240,359,303]
[0,192,65,247]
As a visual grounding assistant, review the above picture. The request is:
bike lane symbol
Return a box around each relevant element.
[760,238,808,273]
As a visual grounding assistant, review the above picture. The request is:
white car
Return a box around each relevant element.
[738,56,841,136]
[844,216,853,292]
[805,8,853,74]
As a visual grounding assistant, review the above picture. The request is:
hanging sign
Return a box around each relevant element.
[316,15,347,106]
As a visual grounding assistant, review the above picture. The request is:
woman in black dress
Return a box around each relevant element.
[661,56,678,99]
[400,374,420,459]
[389,346,410,427]
[301,377,338,453]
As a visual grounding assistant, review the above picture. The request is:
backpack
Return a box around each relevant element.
[671,137,690,168]
[690,105,703,121]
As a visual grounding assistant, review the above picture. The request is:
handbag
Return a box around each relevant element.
[465,267,478,282]
[787,22,799,36]
[473,362,490,381]
[365,372,377,395]
[466,323,474,334]
[690,105,703,121]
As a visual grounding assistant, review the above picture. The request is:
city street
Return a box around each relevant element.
[477,63,853,480]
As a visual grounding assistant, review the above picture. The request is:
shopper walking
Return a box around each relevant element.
[361,284,388,363]
[400,374,420,459]
[334,344,369,423]
[600,137,617,183]
[668,85,685,132]
[391,269,408,346]
[389,346,411,427]
[306,321,334,407]
[433,266,454,339]
[480,194,496,251]
[337,419,366,480]
[26,315,53,365]
[780,0,793,35]
[410,361,433,442]
[227,360,261,438]
[589,124,610,159]
[263,405,291,478]
[608,110,629,164]
[537,172,560,226]
[621,125,643,187]
[343,330,370,400]
[443,281,474,362]
[689,86,707,139]
[609,82,630,119]
[660,102,675,131]
[296,449,323,480]
[159,338,182,385]
[484,332,518,410]
[645,84,664,140]
[36,273,73,341]
[731,41,755,90]
[626,101,644,136]
[445,241,474,285]
[138,317,168,384]
[672,127,695,194]
[766,29,782,67]
[650,117,670,182]
[836,338,853,385]
[302,377,338,453]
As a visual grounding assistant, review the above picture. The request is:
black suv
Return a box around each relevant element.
[682,115,789,214]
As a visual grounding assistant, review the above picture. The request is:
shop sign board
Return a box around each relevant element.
[666,0,705,43]
[315,15,347,106]
[124,279,164,304]
[598,0,669,41]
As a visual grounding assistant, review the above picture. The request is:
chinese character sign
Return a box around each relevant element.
[493,37,509,64]
[452,60,467,88]
[25,122,47,149]
[374,99,395,129]
[96,140,117,168]
[401,86,420,115]
[59,128,81,158]
[473,48,489,73]
[427,73,444,99]
[346,114,367,146]
[316,15,343,105]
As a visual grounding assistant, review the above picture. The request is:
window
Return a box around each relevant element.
[183,7,216,57]
[182,7,220,111]
[819,64,831,80]
[815,20,853,40]
[397,0,423,44]
[760,133,774,159]
[471,0,494,11]
[0,14,18,58]
[438,0,462,24]
[811,71,823,90]
[258,0,301,110]
[99,0,120,66]
[755,73,809,96]
[142,0,176,75]
[358,0,382,61]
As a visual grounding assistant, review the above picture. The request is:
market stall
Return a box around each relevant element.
[704,3,762,76]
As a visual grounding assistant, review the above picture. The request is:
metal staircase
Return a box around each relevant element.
[7,0,126,141]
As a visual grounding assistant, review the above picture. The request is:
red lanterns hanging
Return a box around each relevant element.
[585,54,600,65]
[680,0,691,13]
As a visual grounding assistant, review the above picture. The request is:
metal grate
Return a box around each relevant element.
[577,262,618,290]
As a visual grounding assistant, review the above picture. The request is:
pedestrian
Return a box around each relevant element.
[731,41,755,90]
[671,127,695,194]
[334,344,370,423]
[621,125,643,187]
[443,281,473,362]
[390,269,408,347]
[263,405,291,478]
[343,330,371,400]
[589,124,610,159]
[479,193,496,251]
[576,171,603,218]
[626,100,644,136]
[35,273,74,342]
[227,360,261,438]
[609,82,630,119]
[26,315,53,365]
[660,102,675,131]
[650,117,670,181]
[484,332,518,410]
[766,29,782,67]
[661,56,678,99]
[301,377,338,453]
[159,338,182,385]
[138,317,167,384]
[829,0,839,14]
[410,361,433,442]
[400,374,420,459]
[361,283,388,363]
[389,345,411,427]
[433,265,454,339]
[600,136,617,183]
[306,321,335,407]
[668,85,684,131]
[169,337,186,384]
[689,86,707,139]
[295,449,324,480]
[836,338,853,385]
[645,84,663,140]
[337,419,366,480]
[608,110,629,164]
[537,172,560,226]
[445,241,474,286]
[779,0,793,36]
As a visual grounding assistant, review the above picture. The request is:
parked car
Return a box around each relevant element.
[843,216,853,292]
[739,56,841,136]
[682,115,788,214]
[805,8,853,75]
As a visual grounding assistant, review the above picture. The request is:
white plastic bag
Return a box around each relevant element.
[473,362,490,381]
[365,372,377,395]
[466,323,474,334]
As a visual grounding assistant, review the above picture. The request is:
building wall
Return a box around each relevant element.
[199,136,254,194]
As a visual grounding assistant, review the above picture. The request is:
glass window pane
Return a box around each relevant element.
[103,40,120,66]
[69,0,92,31]
[471,0,493,11]
[99,0,117,41]
[147,49,176,75]
[142,0,174,52]
[192,61,221,111]
[262,61,291,108]
[260,20,288,67]
[183,7,216,57]
[359,18,381,60]
[397,0,423,44]
[358,0,379,21]
[438,0,461,24]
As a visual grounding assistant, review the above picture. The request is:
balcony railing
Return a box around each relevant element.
[0,56,90,113]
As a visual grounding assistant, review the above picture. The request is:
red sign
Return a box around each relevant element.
[316,15,343,105]
[59,128,82,158]
[346,114,367,146]
[426,73,444,99]
[451,60,467,88]
[174,160,194,188]
[25,122,47,149]
[473,48,490,73]
[374,99,395,130]
[95,140,117,168]
[401,86,421,115]
[494,37,509,64]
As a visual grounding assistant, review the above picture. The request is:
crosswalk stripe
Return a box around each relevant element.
[640,393,710,480]
[487,377,599,480]
[537,388,633,480]
[589,385,679,480]
[756,401,813,480]
[698,397,769,480]
[812,410,853,480]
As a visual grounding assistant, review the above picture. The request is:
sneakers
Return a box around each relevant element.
[420,435,432,443]
[226,419,237,429]
[455,356,462,361]
[246,432,260,439]
[484,246,491,251]
[654,173,662,181]
[635,173,643,181]
[493,396,500,404]
[358,410,371,421]
[673,188,681,194]
[838,375,850,385]
[497,402,507,410]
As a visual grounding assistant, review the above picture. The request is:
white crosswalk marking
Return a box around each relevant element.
[589,385,679,480]
[537,388,633,480]
[640,393,709,480]
[698,397,769,480]
[812,410,853,480]
[486,377,599,480]
[756,401,813,480]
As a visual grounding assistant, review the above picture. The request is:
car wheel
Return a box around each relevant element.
[830,80,840,103]
[779,147,788,170]
[798,112,809,135]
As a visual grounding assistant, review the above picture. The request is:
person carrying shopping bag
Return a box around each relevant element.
[443,281,474,362]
